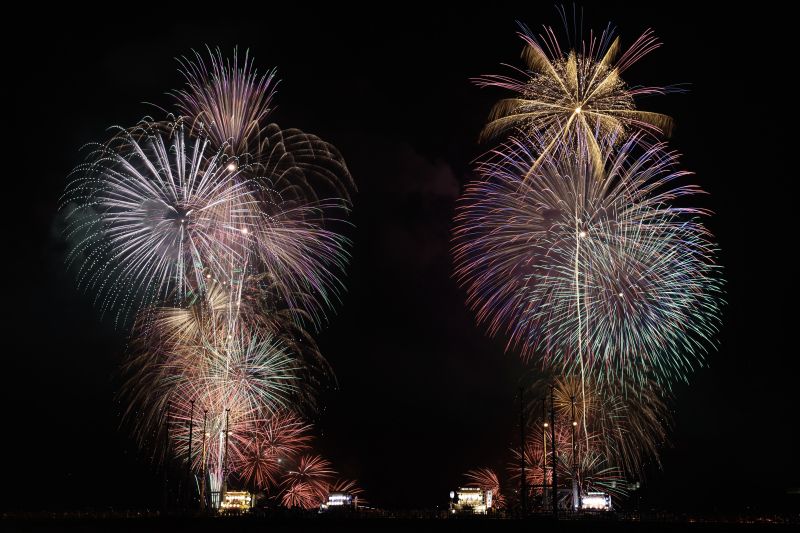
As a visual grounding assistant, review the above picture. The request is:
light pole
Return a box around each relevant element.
[519,386,527,517]
[571,396,580,512]
[550,383,557,520]
[221,408,231,506]
[542,397,548,511]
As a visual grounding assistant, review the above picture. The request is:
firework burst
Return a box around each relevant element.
[171,50,356,327]
[62,121,350,327]
[280,454,336,509]
[62,124,252,322]
[173,48,355,205]
[508,415,627,508]
[135,278,334,402]
[476,22,673,174]
[173,48,278,157]
[525,372,671,477]
[122,325,302,497]
[63,47,357,511]
[453,134,723,387]
[464,468,505,509]
[234,411,312,491]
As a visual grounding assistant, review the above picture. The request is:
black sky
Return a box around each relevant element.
[5,4,798,514]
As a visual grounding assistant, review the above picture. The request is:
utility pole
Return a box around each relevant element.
[222,408,230,507]
[519,386,527,516]
[186,400,195,509]
[550,383,558,520]
[200,410,207,511]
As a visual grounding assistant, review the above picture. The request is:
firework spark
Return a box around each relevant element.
[453,134,723,387]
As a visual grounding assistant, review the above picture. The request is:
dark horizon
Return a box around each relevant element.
[5,4,797,515]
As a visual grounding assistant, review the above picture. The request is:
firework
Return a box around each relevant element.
[62,124,250,322]
[173,48,355,205]
[136,278,334,403]
[476,22,673,173]
[508,414,626,509]
[122,325,302,499]
[464,468,505,509]
[62,47,356,511]
[62,121,350,327]
[173,48,277,157]
[328,478,365,501]
[234,411,312,491]
[453,134,723,387]
[525,373,670,477]
[280,454,336,509]
[171,50,355,328]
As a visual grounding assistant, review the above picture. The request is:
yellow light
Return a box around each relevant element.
[575,106,582,114]
[572,421,578,426]
[241,227,248,234]
[579,231,587,238]
[227,162,237,172]
[543,422,549,427]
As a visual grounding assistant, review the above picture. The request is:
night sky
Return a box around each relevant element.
[6,5,797,514]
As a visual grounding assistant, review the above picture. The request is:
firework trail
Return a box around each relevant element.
[453,133,723,389]
[476,20,673,174]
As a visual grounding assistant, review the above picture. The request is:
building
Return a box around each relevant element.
[319,491,358,512]
[581,491,612,511]
[449,487,494,515]
[220,491,253,513]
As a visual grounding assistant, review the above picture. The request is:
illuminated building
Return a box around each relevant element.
[319,491,358,512]
[220,491,252,513]
[449,487,493,515]
[581,491,612,511]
